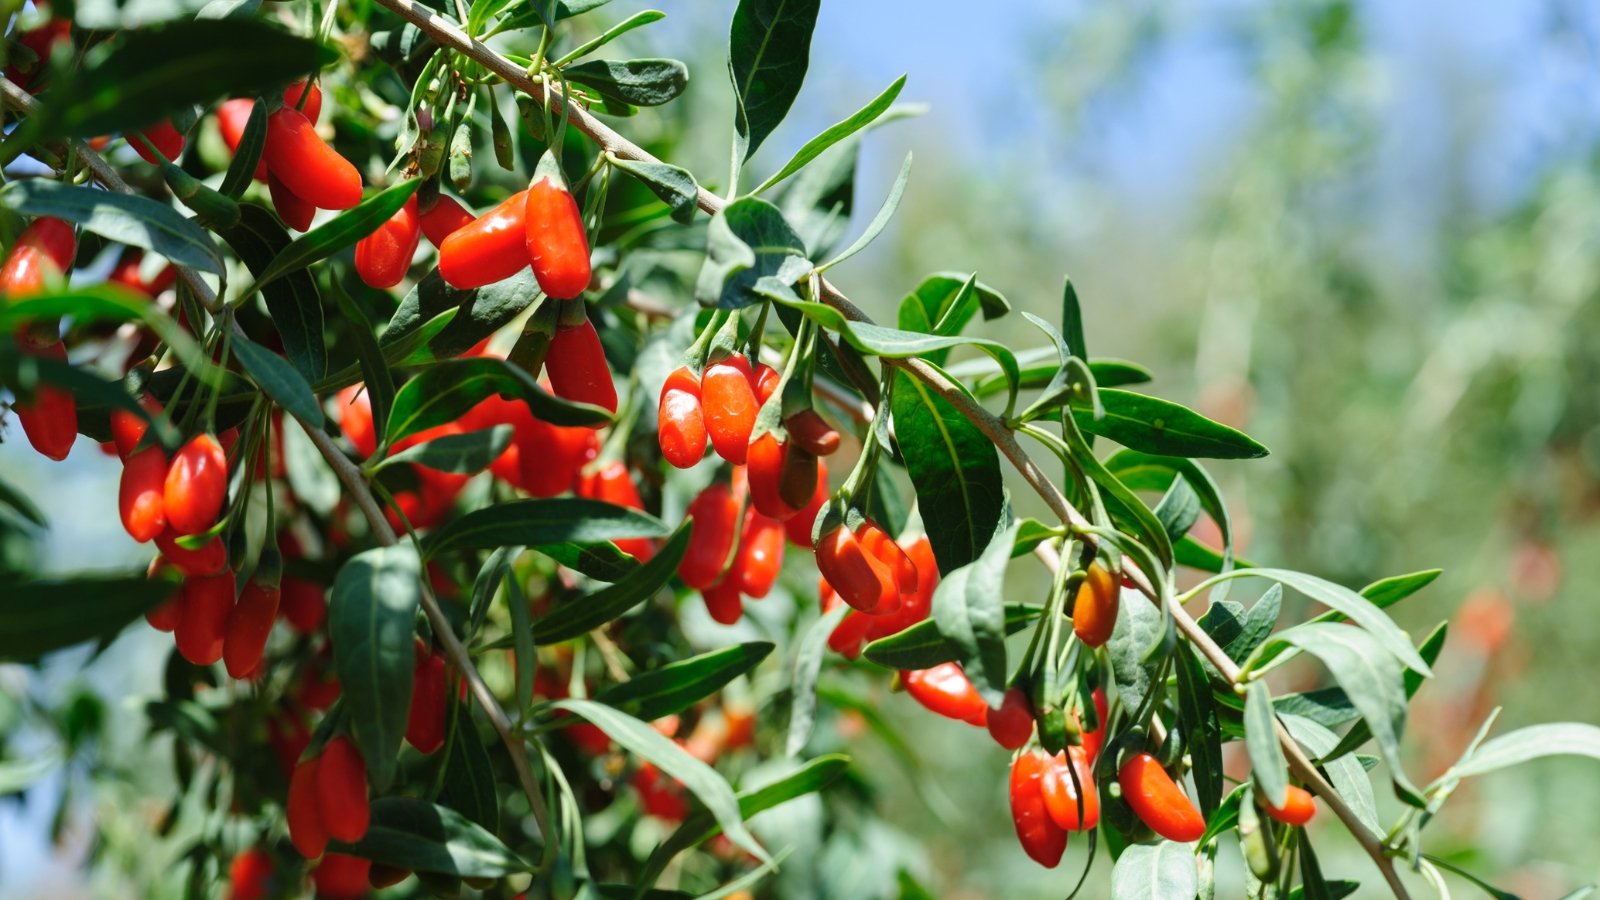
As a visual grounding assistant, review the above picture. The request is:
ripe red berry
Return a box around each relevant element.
[901,662,988,726]
[1011,751,1069,867]
[1072,562,1119,647]
[10,340,77,461]
[163,433,228,536]
[524,172,591,299]
[354,194,421,288]
[279,576,327,634]
[701,576,744,625]
[118,445,169,542]
[315,736,371,842]
[156,528,227,577]
[262,107,362,210]
[545,314,617,418]
[438,190,529,289]
[700,356,758,464]
[657,366,706,469]
[746,433,798,520]
[786,409,840,456]
[286,755,328,859]
[174,573,235,666]
[1263,784,1317,827]
[1041,746,1100,831]
[0,217,76,297]
[418,194,476,247]
[1118,751,1205,843]
[223,579,279,679]
[987,686,1034,750]
[678,482,740,589]
[225,847,273,900]
[131,118,184,165]
[266,171,316,231]
[311,853,370,899]
[406,642,447,754]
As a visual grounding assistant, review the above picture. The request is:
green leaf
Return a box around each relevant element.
[694,196,811,310]
[1090,358,1154,387]
[755,75,906,194]
[779,137,856,258]
[0,475,46,528]
[1230,585,1282,664]
[638,754,848,888]
[529,523,689,644]
[1212,569,1431,675]
[610,157,700,224]
[1243,681,1289,809]
[898,273,1010,355]
[386,357,609,443]
[1358,569,1442,611]
[729,0,820,161]
[333,797,530,877]
[1105,579,1165,714]
[1174,643,1224,817]
[861,604,1042,670]
[219,204,326,382]
[551,10,666,66]
[218,99,266,199]
[1197,783,1247,848]
[889,369,1006,575]
[504,576,536,713]
[1059,409,1175,569]
[329,544,422,792]
[537,542,642,583]
[1110,841,1199,897]
[1264,623,1421,805]
[423,498,670,559]
[1070,389,1269,460]
[817,151,911,273]
[929,519,1015,705]
[0,180,223,275]
[0,574,177,661]
[330,285,394,441]
[379,270,543,368]
[0,339,174,439]
[439,700,499,832]
[376,426,512,475]
[34,19,333,138]
[1322,621,1447,763]
[1061,277,1087,360]
[1106,451,1236,581]
[249,180,420,292]
[230,331,324,428]
[1154,475,1202,544]
[786,604,846,757]
[567,58,687,107]
[594,642,773,723]
[550,699,767,862]
[281,415,341,516]
[1448,723,1600,782]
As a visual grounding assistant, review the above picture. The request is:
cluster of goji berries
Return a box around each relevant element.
[2,217,79,459]
[216,81,360,231]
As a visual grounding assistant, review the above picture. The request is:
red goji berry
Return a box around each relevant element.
[633,762,689,821]
[746,433,798,520]
[110,394,162,458]
[266,171,316,231]
[785,409,839,456]
[0,217,75,297]
[144,559,183,632]
[311,852,369,899]
[1118,751,1205,843]
[545,314,617,417]
[1011,751,1068,867]
[174,572,235,666]
[657,365,706,469]
[406,642,448,754]
[225,847,273,900]
[1073,562,1119,647]
[732,508,784,599]
[524,171,591,299]
[12,341,77,460]
[700,355,758,464]
[354,194,420,288]
[815,524,897,614]
[1263,784,1317,827]
[783,459,828,545]
[418,194,476,247]
[315,736,371,842]
[131,119,184,165]
[679,482,740,589]
[437,190,528,289]
[702,575,744,625]
[902,662,988,726]
[164,433,228,536]
[262,106,361,210]
[118,444,168,542]
[156,528,227,576]
[223,578,279,679]
[287,754,327,858]
[1041,745,1100,831]
[1080,687,1109,763]
[987,686,1034,750]
[279,576,326,634]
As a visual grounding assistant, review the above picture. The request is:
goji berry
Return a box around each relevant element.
[164,433,228,536]
[279,577,326,634]
[12,342,77,460]
[174,572,235,666]
[545,313,617,417]
[286,755,328,858]
[225,847,273,900]
[732,508,784,599]
[1073,562,1119,647]
[987,686,1034,750]
[783,459,828,546]
[223,578,279,678]
[746,433,798,520]
[524,171,591,299]
[311,853,369,899]
[1080,687,1109,763]
[815,525,896,614]
[786,409,839,456]
[1010,751,1068,867]
[700,355,758,464]
[406,641,447,754]
[266,172,316,231]
[437,190,528,289]
[118,444,168,542]
[156,528,227,576]
[1118,751,1205,843]
[262,106,361,210]
[1262,784,1316,827]
[131,119,184,165]
[418,194,475,247]
[902,663,988,726]
[354,194,421,288]
[702,575,744,625]
[678,482,740,589]
[1041,745,1100,831]
[315,736,371,842]
[657,365,706,469]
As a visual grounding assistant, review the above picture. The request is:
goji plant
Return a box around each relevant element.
[0,2,1596,898]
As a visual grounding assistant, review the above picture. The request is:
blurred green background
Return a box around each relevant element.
[3,0,1599,896]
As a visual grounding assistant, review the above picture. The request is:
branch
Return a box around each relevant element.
[369,6,1412,892]
[0,72,557,855]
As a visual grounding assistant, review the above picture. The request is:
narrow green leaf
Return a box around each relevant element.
[1105,580,1165,714]
[786,604,846,757]
[929,519,1016,705]
[218,98,266,199]
[1322,621,1447,763]
[729,0,820,161]
[0,574,177,661]
[1358,569,1442,610]
[550,699,768,862]
[439,701,499,832]
[817,151,911,272]
[250,180,420,292]
[1154,476,1202,544]
[1061,277,1087,361]
[379,270,542,368]
[282,415,341,516]
[35,19,333,138]
[610,157,700,223]
[861,604,1042,670]
[530,523,689,644]
[1213,569,1430,675]
[505,576,536,714]
[1449,723,1600,782]
[219,204,326,382]
[329,544,422,792]
[1174,643,1224,816]
[423,498,670,559]
[551,10,666,66]
[230,331,324,428]
[0,474,46,528]
[376,426,512,475]
[333,797,530,876]
[756,75,906,194]
[637,754,848,888]
[387,357,609,443]
[595,642,773,722]
[889,369,1006,575]
[1071,389,1269,460]
[1090,358,1154,387]
[0,180,222,275]
[1244,682,1290,809]
[1280,714,1380,836]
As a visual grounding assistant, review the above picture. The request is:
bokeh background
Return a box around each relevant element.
[4,0,1600,896]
